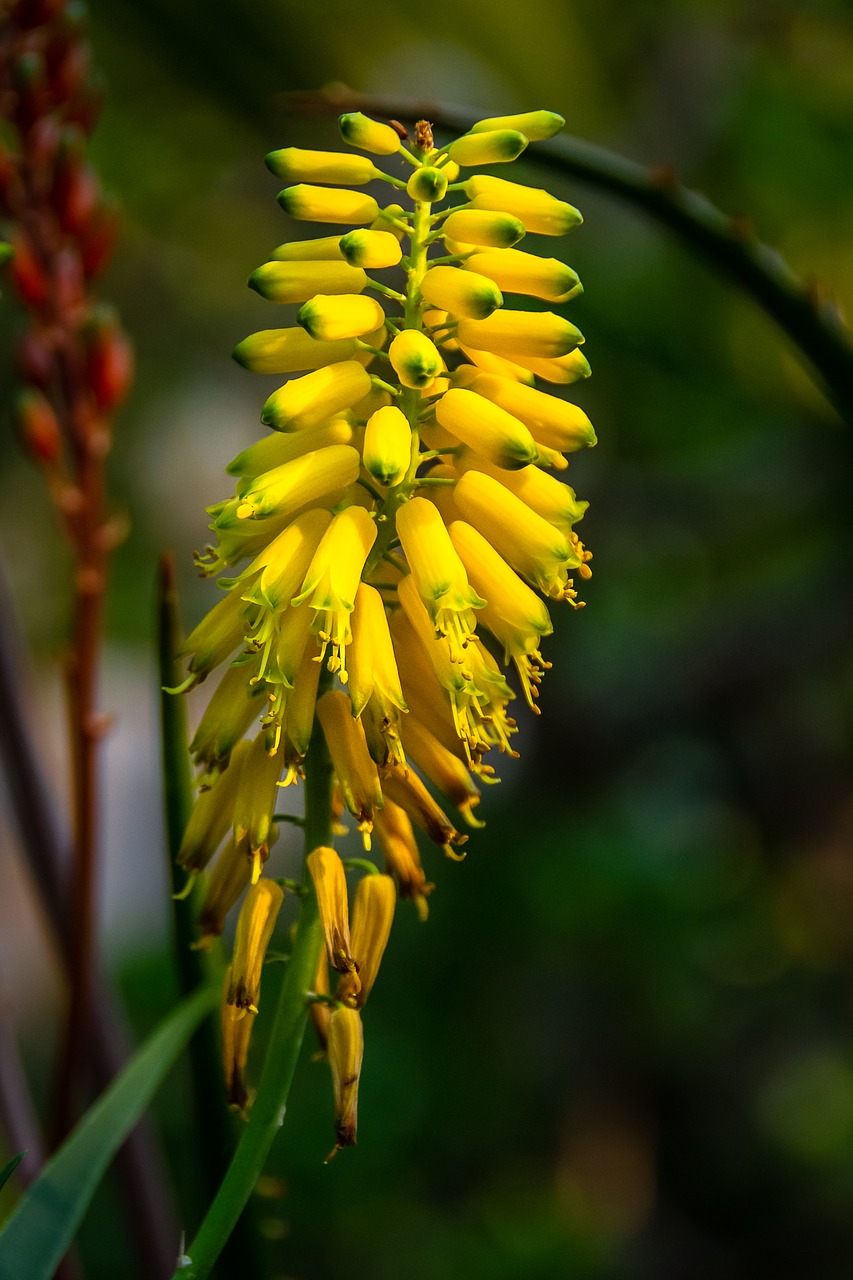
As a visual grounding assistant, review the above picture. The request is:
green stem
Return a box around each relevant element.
[173,696,335,1280]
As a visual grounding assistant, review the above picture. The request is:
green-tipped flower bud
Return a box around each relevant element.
[388,330,443,390]
[457,309,583,359]
[339,112,402,156]
[363,405,411,487]
[447,130,528,167]
[297,294,386,341]
[278,185,379,225]
[271,235,345,262]
[232,327,357,375]
[470,110,565,141]
[436,387,539,469]
[339,229,402,269]
[465,176,582,236]
[248,260,367,304]
[462,248,581,304]
[261,360,372,431]
[441,209,525,249]
[406,166,448,203]
[265,147,378,185]
[421,265,502,320]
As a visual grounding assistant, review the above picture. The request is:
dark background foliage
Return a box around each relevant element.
[2,1,853,1276]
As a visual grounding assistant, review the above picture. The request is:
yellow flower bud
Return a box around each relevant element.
[337,873,396,1007]
[316,690,384,847]
[470,110,565,141]
[463,248,581,304]
[398,715,483,827]
[456,345,534,383]
[260,360,372,431]
[227,417,354,480]
[292,505,377,677]
[177,739,250,873]
[379,762,467,859]
[309,950,331,1052]
[327,1005,364,1155]
[339,229,402,269]
[279,629,322,759]
[396,496,485,660]
[447,129,527,166]
[373,798,433,920]
[265,147,378,185]
[190,657,266,779]
[441,209,525,249]
[457,309,583,360]
[339,111,402,156]
[197,835,253,947]
[226,878,284,1014]
[229,445,361,524]
[233,732,285,880]
[271,235,345,262]
[435,387,539,470]
[420,265,502,320]
[241,508,332,612]
[221,967,253,1112]
[362,404,411,488]
[515,348,591,384]
[297,294,386,342]
[388,329,442,390]
[406,166,448,202]
[232,327,357,376]
[458,454,588,530]
[248,260,367,305]
[454,371,596,452]
[466,175,582,236]
[307,845,357,980]
[371,203,408,239]
[278,185,379,225]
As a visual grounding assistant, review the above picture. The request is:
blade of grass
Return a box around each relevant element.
[0,1153,24,1197]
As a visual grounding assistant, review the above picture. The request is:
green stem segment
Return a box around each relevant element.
[173,698,335,1280]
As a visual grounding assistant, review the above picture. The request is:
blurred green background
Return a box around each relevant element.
[2,0,853,1276]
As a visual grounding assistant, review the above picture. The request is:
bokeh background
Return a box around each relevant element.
[2,1,853,1276]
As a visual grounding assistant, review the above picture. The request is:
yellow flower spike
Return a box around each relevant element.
[398,715,484,828]
[339,229,402,269]
[260,361,372,432]
[179,586,253,687]
[233,732,286,882]
[292,505,377,678]
[316,690,384,848]
[454,469,581,600]
[339,111,402,156]
[379,762,468,860]
[463,248,581,304]
[337,873,396,1007]
[440,209,525,249]
[189,657,267,780]
[452,371,597,453]
[470,109,566,141]
[265,147,379,186]
[232,327,358,376]
[458,455,588,531]
[447,129,528,167]
[373,798,434,920]
[388,329,443,390]
[297,294,386,342]
[226,878,285,1015]
[435,387,539,470]
[420,265,503,320]
[227,417,354,481]
[326,1005,364,1158]
[177,738,251,874]
[457,309,583,360]
[271,235,346,262]
[449,519,554,710]
[221,967,253,1113]
[348,582,408,724]
[248,260,367,305]
[466,175,583,236]
[406,167,448,203]
[363,404,411,488]
[396,496,486,661]
[307,845,358,979]
[278,185,379,225]
[505,347,592,385]
[196,835,253,949]
[228,445,360,525]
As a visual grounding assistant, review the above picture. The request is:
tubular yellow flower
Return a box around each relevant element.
[456,344,535,384]
[327,1006,364,1155]
[362,404,411,488]
[265,147,378,185]
[309,949,331,1053]
[348,582,407,734]
[388,329,443,390]
[454,370,596,452]
[226,878,285,1014]
[249,260,367,305]
[228,445,360,524]
[407,167,448,203]
[196,835,253,948]
[240,509,332,614]
[380,762,467,860]
[278,184,379,224]
[226,417,353,480]
[396,496,485,660]
[457,309,583,360]
[190,657,267,780]
[373,799,434,919]
[518,348,591,384]
[297,294,386,342]
[316,690,384,846]
[466,175,583,236]
[292,505,377,676]
[260,361,372,431]
[447,129,528,166]
[337,873,396,1007]
[232,326,358,375]
[440,208,525,248]
[458,454,588,531]
[339,229,402,269]
[177,738,250,874]
[271,235,346,261]
[307,844,358,980]
[339,111,402,155]
[470,109,566,140]
[420,265,502,320]
[435,387,539,470]
[221,967,253,1113]
[463,248,581,304]
[179,586,252,687]
[398,715,483,827]
[276,627,322,761]
[233,731,285,881]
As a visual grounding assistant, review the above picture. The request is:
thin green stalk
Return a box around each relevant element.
[173,691,335,1280]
